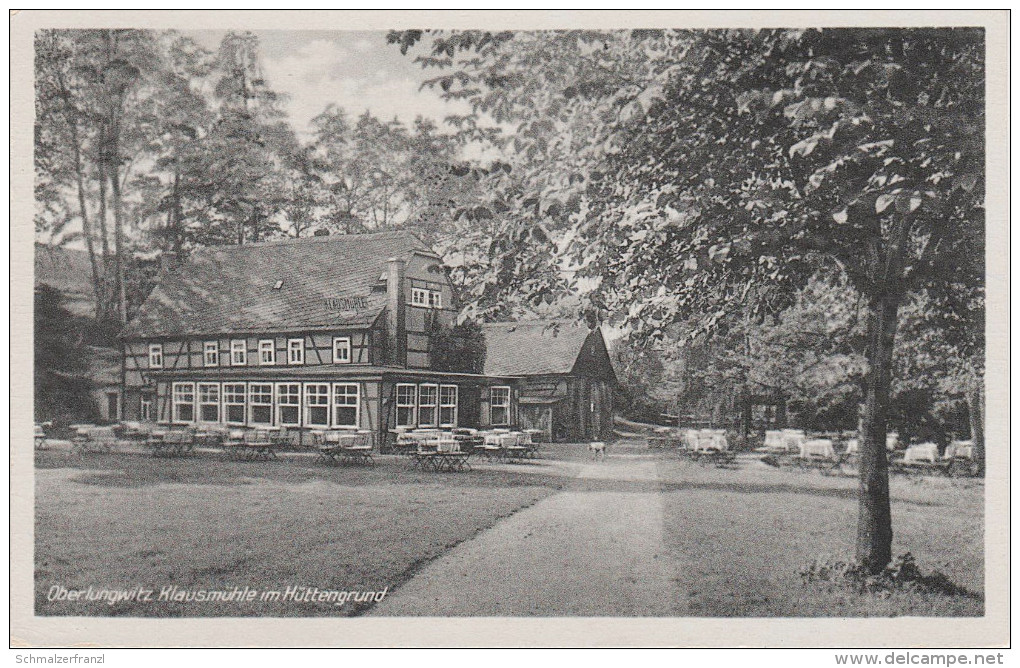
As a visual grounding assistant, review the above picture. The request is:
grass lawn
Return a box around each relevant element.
[34,450,562,616]
[655,456,984,616]
[34,442,983,617]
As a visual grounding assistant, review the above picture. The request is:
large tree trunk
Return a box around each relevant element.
[855,291,899,573]
[968,376,985,476]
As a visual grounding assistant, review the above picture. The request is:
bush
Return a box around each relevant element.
[800,552,972,598]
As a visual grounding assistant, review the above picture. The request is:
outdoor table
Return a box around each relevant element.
[337,445,375,466]
[146,429,195,457]
[903,443,940,464]
[411,450,470,472]
[503,445,529,463]
[318,434,374,466]
[34,424,49,450]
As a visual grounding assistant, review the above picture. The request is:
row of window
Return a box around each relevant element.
[394,383,459,428]
[149,338,352,370]
[165,382,511,429]
[170,381,361,428]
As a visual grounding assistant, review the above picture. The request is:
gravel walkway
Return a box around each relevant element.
[370,453,683,616]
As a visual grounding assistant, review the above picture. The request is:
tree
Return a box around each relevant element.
[34,285,97,423]
[393,28,985,573]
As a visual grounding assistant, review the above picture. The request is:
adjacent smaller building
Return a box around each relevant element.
[482,321,617,442]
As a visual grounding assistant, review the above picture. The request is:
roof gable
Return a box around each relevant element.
[123,231,429,338]
[481,320,610,377]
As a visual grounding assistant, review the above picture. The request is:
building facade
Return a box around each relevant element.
[120,231,614,445]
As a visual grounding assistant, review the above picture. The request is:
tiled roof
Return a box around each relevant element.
[122,231,430,339]
[481,320,595,376]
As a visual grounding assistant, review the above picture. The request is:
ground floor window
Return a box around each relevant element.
[140,394,153,421]
[490,386,510,426]
[305,383,330,427]
[276,383,301,426]
[418,384,438,427]
[333,383,359,428]
[172,382,195,423]
[396,383,417,427]
[198,382,220,423]
[249,383,273,425]
[223,383,246,424]
[440,385,458,427]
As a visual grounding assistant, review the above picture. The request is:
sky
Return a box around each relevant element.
[186,30,473,138]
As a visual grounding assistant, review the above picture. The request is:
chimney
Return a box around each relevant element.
[386,257,406,366]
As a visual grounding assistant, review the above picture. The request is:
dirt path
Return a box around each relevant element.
[370,451,683,616]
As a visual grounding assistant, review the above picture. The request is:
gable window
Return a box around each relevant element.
[259,339,275,365]
[204,341,219,367]
[440,385,458,427]
[396,384,417,428]
[198,382,220,423]
[230,339,247,366]
[304,383,330,428]
[287,338,305,365]
[223,383,246,425]
[248,383,273,425]
[418,384,438,427]
[490,386,511,426]
[332,337,351,364]
[149,344,163,369]
[276,383,301,426]
[333,383,359,428]
[411,287,442,309]
[172,382,195,423]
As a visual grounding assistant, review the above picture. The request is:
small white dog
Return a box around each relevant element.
[589,441,607,460]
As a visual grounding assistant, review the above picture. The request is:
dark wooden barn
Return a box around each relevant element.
[481,321,618,442]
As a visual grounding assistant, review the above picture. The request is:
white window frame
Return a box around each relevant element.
[490,386,511,426]
[411,287,430,307]
[418,383,438,428]
[276,382,302,426]
[223,383,247,425]
[440,384,458,428]
[287,338,305,365]
[410,287,442,309]
[332,383,360,429]
[395,383,417,428]
[149,343,163,369]
[230,339,247,366]
[248,383,274,426]
[258,339,275,366]
[197,382,221,424]
[171,381,195,424]
[332,336,351,364]
[140,395,153,422]
[304,383,331,428]
[203,341,219,367]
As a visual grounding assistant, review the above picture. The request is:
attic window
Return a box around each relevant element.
[273,280,284,290]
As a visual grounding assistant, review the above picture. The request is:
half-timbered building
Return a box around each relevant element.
[120,230,616,445]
